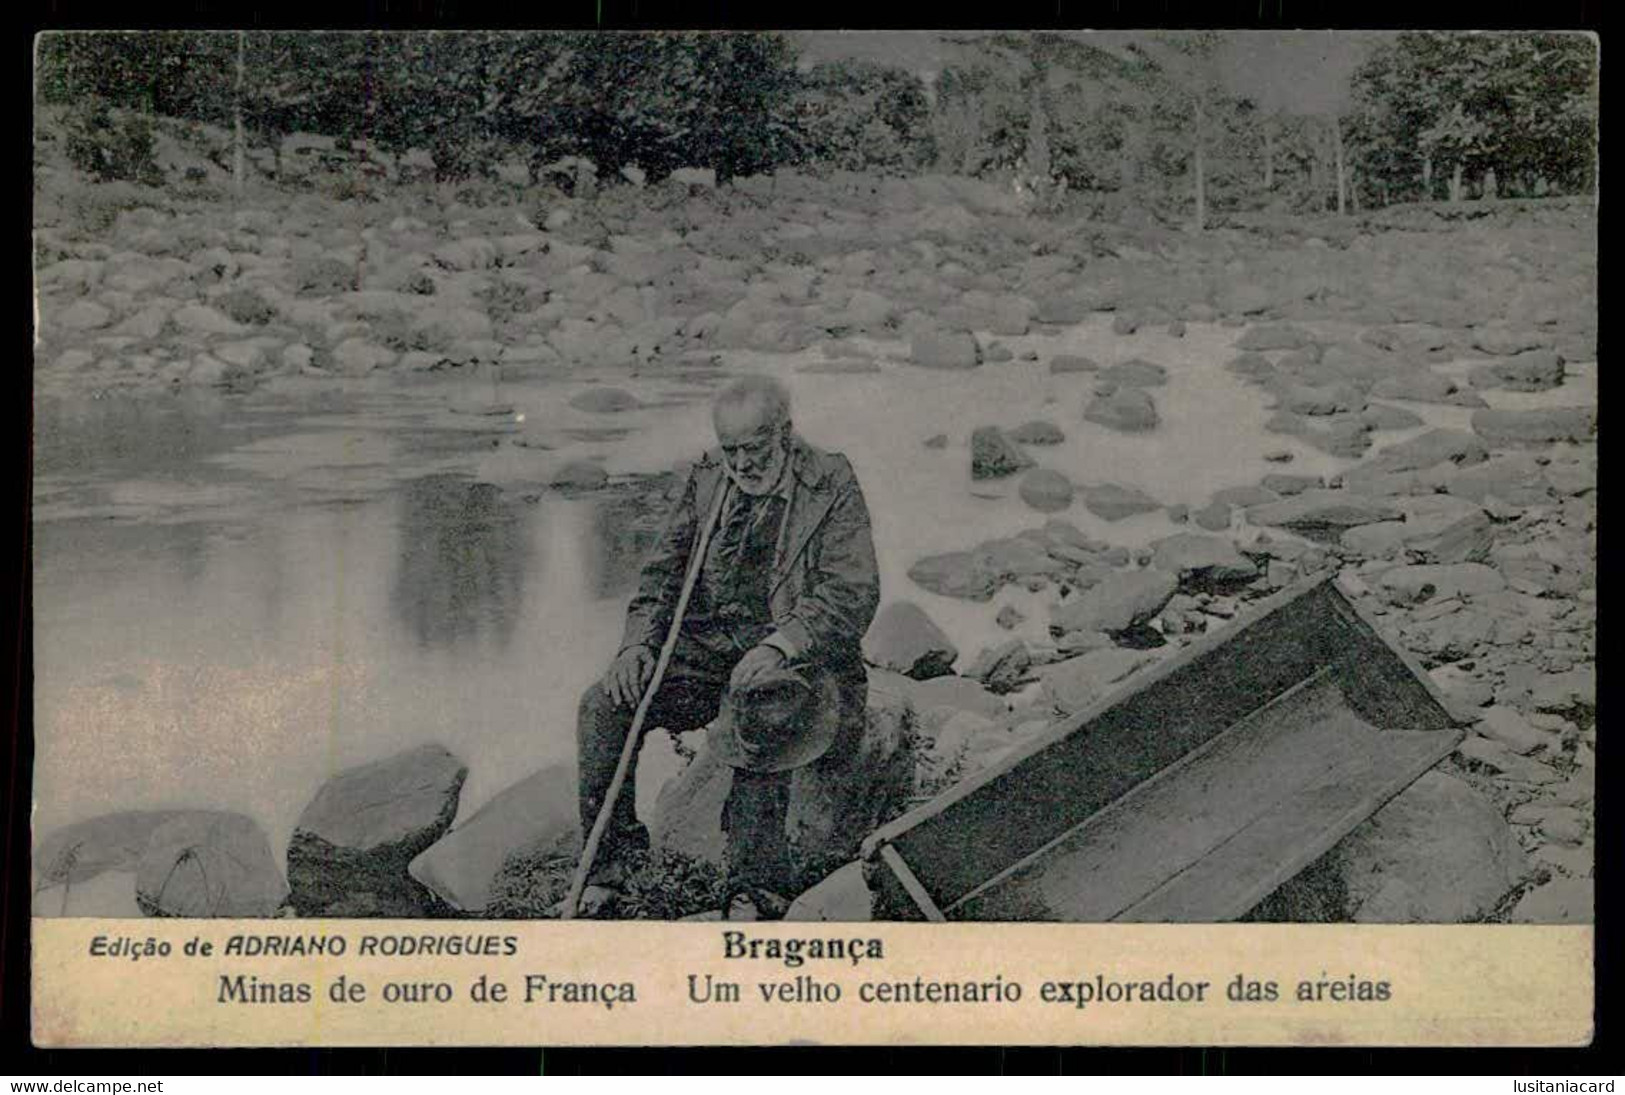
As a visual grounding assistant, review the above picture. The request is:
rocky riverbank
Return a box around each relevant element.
[32,115,1595,923]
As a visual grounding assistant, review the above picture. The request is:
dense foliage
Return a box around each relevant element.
[36,30,1597,215]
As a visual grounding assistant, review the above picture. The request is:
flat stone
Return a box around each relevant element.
[172,303,249,335]
[1475,706,1557,755]
[1468,349,1564,392]
[1049,569,1177,635]
[569,387,641,414]
[551,460,609,490]
[1084,386,1159,432]
[1018,469,1074,513]
[1261,473,1322,496]
[1007,420,1064,445]
[1193,501,1232,531]
[1049,354,1100,374]
[56,299,113,331]
[971,427,1035,480]
[1081,483,1161,521]
[1100,359,1167,387]
[1375,563,1506,602]
[1236,323,1314,351]
[1247,490,1401,533]
[1510,878,1592,924]
[1149,533,1259,591]
[911,329,982,370]
[1471,407,1596,447]
[1038,647,1162,715]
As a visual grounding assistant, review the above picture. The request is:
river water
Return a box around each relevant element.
[32,317,1592,867]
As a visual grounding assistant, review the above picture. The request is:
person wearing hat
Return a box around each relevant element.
[574,375,879,919]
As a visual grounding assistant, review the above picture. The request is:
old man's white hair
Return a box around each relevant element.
[714,375,792,427]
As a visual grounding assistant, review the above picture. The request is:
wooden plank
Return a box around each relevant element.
[950,676,1453,922]
[878,845,946,922]
[1116,724,1463,922]
[871,577,1460,909]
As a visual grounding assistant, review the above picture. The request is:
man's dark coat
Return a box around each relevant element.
[619,436,880,670]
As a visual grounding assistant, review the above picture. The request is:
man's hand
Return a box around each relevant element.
[729,643,785,692]
[604,646,655,708]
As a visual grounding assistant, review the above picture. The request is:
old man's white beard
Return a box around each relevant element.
[721,445,789,496]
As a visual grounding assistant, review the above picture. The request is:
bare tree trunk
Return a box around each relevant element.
[233,31,246,198]
[1449,161,1464,203]
[1422,153,1433,200]
[1192,97,1206,231]
[1332,115,1346,214]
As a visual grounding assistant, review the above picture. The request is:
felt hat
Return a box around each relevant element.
[709,667,842,774]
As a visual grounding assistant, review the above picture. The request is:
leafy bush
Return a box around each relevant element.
[62,98,163,185]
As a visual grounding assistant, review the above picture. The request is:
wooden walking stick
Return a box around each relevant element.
[561,478,733,919]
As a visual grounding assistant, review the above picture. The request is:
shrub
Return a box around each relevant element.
[62,98,164,185]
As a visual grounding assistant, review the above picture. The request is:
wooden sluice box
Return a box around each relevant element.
[859,575,1468,922]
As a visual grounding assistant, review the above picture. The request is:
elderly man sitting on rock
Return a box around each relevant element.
[574,375,880,920]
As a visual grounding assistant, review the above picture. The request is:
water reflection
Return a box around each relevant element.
[392,474,531,650]
[585,474,679,599]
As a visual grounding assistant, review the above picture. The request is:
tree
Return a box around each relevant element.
[1352,32,1597,202]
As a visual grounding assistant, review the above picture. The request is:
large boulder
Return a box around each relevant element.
[286,744,467,916]
[1049,569,1178,635]
[650,688,916,892]
[862,602,958,680]
[1345,772,1529,921]
[35,810,188,891]
[1471,407,1596,448]
[911,329,982,370]
[135,811,289,917]
[970,427,1034,480]
[1084,386,1159,432]
[1266,772,1528,923]
[408,764,578,914]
